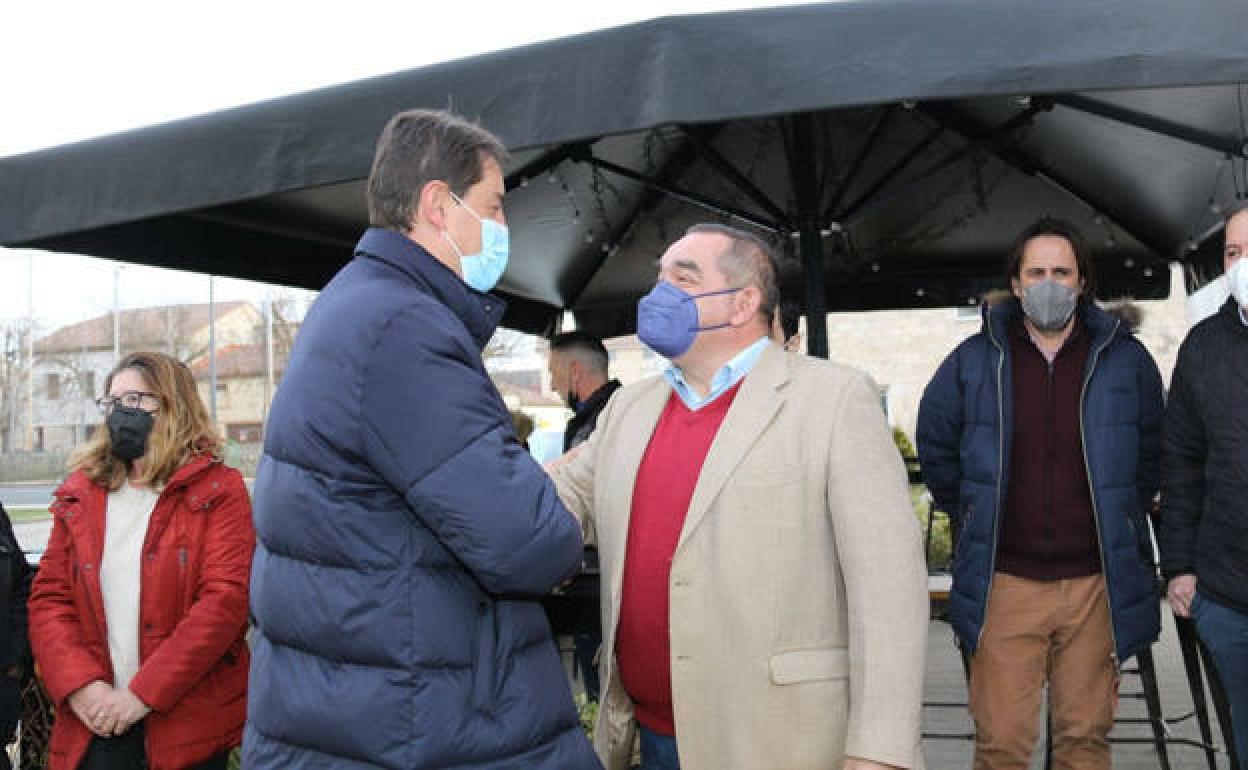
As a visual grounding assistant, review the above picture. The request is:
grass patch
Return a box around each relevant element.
[4,507,50,523]
[911,484,952,570]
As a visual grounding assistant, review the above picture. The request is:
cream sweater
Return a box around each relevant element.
[101,482,159,689]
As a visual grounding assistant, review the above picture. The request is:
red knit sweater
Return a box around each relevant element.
[615,383,742,735]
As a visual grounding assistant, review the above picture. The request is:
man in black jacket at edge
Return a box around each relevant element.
[1160,200,1248,770]
[0,503,32,770]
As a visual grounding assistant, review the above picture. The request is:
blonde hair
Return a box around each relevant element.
[69,351,222,490]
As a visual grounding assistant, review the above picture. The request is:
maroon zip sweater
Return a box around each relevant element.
[999,318,1101,580]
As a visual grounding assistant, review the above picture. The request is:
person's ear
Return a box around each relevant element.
[417,180,451,231]
[734,286,762,326]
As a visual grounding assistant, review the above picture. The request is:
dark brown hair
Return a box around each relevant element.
[367,109,508,232]
[1005,217,1097,300]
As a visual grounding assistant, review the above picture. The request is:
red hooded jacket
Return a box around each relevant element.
[29,456,254,770]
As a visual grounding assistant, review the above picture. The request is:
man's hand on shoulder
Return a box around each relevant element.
[844,758,904,770]
[543,443,584,473]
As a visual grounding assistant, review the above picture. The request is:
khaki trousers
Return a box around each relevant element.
[969,572,1117,770]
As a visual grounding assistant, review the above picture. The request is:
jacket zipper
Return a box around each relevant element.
[177,547,188,614]
[979,317,1008,648]
[1080,318,1121,668]
[1045,359,1056,565]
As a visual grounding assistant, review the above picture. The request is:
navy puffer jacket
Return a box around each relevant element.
[917,299,1164,664]
[244,228,599,769]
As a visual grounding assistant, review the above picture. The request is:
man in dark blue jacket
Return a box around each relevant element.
[917,218,1163,769]
[244,109,599,769]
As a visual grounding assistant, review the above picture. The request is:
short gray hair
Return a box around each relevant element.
[685,223,779,324]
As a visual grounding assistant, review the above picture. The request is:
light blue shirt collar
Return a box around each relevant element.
[664,337,771,411]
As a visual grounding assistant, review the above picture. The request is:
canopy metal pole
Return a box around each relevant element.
[582,154,784,233]
[824,105,896,222]
[789,114,829,359]
[113,265,121,364]
[26,254,33,451]
[264,297,273,431]
[209,276,217,426]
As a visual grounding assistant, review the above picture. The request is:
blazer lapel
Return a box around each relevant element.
[604,379,673,611]
[676,344,789,553]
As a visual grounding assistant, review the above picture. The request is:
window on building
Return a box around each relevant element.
[45,373,60,400]
[227,422,264,444]
[83,371,95,397]
[215,383,229,409]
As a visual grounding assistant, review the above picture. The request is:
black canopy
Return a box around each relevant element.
[4,0,1248,347]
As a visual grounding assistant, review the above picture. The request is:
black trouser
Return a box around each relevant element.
[78,722,229,770]
[0,674,19,770]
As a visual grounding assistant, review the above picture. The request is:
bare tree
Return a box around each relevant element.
[267,291,302,370]
[482,328,528,368]
[153,305,208,363]
[0,319,33,453]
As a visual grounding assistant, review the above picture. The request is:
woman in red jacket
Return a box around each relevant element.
[29,351,254,770]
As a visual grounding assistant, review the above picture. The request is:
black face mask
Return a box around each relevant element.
[106,406,154,462]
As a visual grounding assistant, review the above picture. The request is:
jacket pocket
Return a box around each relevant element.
[769,647,849,685]
[469,599,498,712]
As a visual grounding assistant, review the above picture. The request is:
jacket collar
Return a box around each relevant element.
[1215,295,1248,334]
[354,227,506,350]
[677,343,790,553]
[55,453,218,502]
[576,379,622,415]
[985,296,1123,350]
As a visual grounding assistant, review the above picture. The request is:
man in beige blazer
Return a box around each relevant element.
[549,224,929,770]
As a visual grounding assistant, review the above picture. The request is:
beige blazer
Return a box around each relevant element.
[551,344,929,770]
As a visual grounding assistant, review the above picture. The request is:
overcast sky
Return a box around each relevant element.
[0,0,810,331]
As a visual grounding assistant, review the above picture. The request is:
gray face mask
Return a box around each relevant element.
[1020,279,1077,332]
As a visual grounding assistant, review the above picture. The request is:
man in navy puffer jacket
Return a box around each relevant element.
[243,109,599,769]
[917,218,1163,769]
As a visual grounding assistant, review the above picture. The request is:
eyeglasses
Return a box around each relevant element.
[95,390,159,416]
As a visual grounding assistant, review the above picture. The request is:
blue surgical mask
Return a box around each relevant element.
[444,192,509,293]
[636,281,741,359]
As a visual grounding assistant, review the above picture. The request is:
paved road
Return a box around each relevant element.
[0,484,56,556]
[0,484,56,508]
